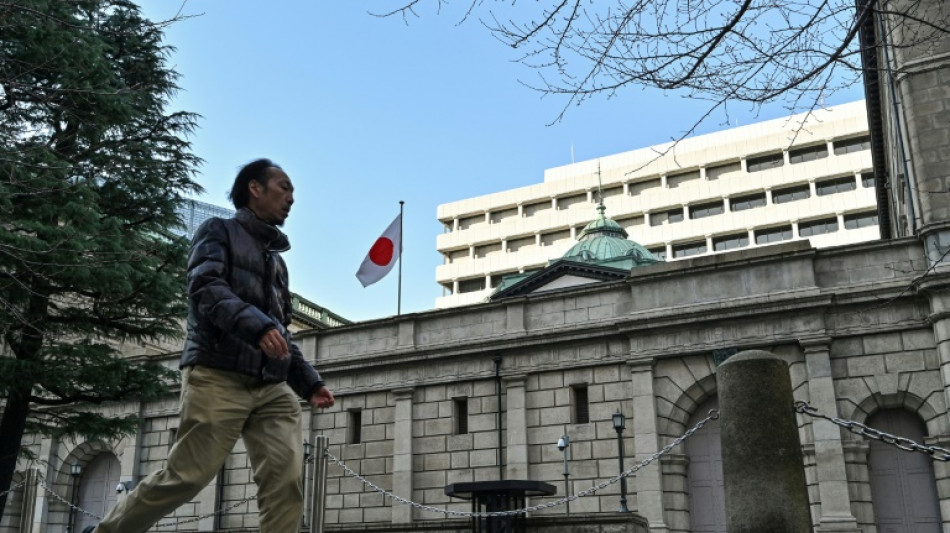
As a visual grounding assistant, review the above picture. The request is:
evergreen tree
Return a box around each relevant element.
[0,0,201,517]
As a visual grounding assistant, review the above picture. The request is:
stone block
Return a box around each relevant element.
[594,365,621,384]
[845,354,885,377]
[903,329,936,351]
[470,449,497,467]
[885,351,926,373]
[424,452,451,471]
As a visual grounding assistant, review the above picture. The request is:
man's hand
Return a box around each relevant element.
[310,386,335,409]
[259,328,289,359]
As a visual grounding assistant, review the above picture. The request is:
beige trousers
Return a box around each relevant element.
[95,365,304,533]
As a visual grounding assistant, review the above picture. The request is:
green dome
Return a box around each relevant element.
[561,203,659,267]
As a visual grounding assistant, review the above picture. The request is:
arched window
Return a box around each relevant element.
[75,453,121,532]
[686,397,725,533]
[868,409,941,532]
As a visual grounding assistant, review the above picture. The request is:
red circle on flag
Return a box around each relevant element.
[369,237,394,266]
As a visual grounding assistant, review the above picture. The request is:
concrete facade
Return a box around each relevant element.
[6,236,950,532]
[436,101,879,308]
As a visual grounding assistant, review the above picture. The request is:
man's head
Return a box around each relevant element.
[229,158,294,226]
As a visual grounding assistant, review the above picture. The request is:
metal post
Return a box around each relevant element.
[67,463,81,533]
[309,435,329,533]
[612,410,629,513]
[557,434,570,516]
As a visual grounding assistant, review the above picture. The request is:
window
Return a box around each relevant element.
[628,178,661,196]
[789,144,829,164]
[746,152,784,172]
[600,186,623,200]
[689,201,725,219]
[833,135,871,155]
[540,229,570,246]
[673,241,708,258]
[447,249,468,264]
[454,398,469,435]
[861,172,876,188]
[706,161,741,181]
[617,215,645,232]
[668,170,701,188]
[557,193,588,210]
[648,247,667,260]
[799,217,839,237]
[816,176,857,196]
[474,242,501,258]
[347,410,362,444]
[458,214,483,230]
[571,385,590,424]
[458,278,486,294]
[442,222,452,234]
[755,225,793,245]
[490,272,516,288]
[713,233,749,251]
[650,208,684,226]
[844,211,879,229]
[489,207,518,224]
[730,192,767,212]
[507,236,535,253]
[524,201,550,217]
[772,184,811,204]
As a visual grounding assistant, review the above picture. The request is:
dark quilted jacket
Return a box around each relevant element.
[180,208,323,399]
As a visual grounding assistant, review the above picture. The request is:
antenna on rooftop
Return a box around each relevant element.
[597,161,604,206]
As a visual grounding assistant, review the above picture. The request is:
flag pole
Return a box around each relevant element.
[398,201,404,315]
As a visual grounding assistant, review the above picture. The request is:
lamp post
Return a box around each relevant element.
[303,440,312,461]
[612,409,629,513]
[557,434,571,516]
[67,463,82,532]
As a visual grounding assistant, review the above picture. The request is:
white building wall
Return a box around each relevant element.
[435,101,877,308]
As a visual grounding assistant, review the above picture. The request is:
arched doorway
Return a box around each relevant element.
[686,397,725,533]
[868,409,941,532]
[74,453,120,532]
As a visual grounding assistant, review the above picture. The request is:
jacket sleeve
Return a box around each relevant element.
[287,340,324,399]
[188,218,277,345]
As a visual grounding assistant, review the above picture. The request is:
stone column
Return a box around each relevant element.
[29,436,58,533]
[719,350,811,533]
[628,359,669,532]
[392,387,415,523]
[800,339,860,533]
[505,375,529,480]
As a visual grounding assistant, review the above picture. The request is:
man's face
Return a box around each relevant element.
[249,167,294,226]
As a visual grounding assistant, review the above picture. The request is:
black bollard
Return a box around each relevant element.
[718,350,811,533]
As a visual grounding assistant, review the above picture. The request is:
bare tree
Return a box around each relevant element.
[377,1,949,126]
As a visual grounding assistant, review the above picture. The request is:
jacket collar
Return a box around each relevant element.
[235,208,291,252]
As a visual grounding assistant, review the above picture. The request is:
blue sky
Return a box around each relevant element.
[138,1,865,322]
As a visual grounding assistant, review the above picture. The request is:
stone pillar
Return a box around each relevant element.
[392,387,415,523]
[505,375,529,480]
[628,359,669,532]
[29,436,58,533]
[719,350,811,533]
[921,289,950,424]
[800,339,860,532]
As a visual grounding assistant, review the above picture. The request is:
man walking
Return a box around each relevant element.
[86,158,333,533]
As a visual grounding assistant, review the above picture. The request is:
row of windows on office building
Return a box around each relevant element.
[441,135,872,233]
[441,208,879,295]
[442,170,875,268]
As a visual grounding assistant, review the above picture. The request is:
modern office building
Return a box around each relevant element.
[436,100,878,308]
[174,198,235,240]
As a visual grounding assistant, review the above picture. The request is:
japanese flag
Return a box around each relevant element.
[356,213,402,287]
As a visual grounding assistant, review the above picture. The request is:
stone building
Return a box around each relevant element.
[5,3,950,533]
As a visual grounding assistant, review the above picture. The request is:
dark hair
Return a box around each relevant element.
[228,158,282,209]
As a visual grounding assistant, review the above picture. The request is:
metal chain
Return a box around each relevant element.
[326,409,720,518]
[794,401,950,461]
[0,480,26,500]
[22,449,320,528]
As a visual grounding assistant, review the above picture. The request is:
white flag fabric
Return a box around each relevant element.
[356,213,402,287]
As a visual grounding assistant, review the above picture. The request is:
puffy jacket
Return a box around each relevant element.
[180,208,323,400]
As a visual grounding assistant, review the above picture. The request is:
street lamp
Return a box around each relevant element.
[67,463,82,532]
[612,409,629,513]
[557,434,571,516]
[303,440,312,461]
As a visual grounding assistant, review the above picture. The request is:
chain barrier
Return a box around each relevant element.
[326,409,720,518]
[14,455,314,529]
[0,480,26,500]
[794,401,950,461]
